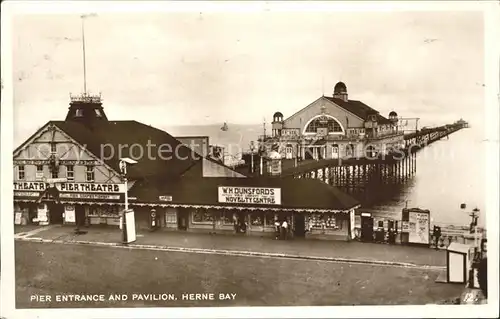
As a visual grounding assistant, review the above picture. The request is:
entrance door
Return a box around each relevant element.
[178,209,188,230]
[75,205,85,227]
[360,216,374,242]
[294,214,306,238]
[304,147,314,160]
[48,203,64,224]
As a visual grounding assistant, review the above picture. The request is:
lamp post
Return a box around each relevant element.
[250,141,256,174]
[471,208,480,250]
[119,157,137,244]
[461,203,480,250]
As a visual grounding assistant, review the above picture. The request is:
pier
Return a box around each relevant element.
[239,120,468,205]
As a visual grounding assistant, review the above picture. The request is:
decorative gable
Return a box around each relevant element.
[13,122,122,183]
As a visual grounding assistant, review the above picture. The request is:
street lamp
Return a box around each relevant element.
[250,141,256,174]
[461,203,480,250]
[119,157,137,244]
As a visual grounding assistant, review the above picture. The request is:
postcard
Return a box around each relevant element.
[1,1,499,318]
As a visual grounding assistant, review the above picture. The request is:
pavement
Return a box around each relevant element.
[15,241,464,308]
[15,225,447,269]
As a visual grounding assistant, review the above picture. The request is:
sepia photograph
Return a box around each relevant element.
[1,1,499,318]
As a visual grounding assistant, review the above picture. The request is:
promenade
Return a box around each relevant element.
[15,225,446,268]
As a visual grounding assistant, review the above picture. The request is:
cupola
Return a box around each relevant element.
[333,82,348,102]
[65,93,108,127]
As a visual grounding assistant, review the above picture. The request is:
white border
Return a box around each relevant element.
[1,1,499,319]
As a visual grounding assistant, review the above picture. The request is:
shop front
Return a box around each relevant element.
[128,176,360,241]
[13,181,125,227]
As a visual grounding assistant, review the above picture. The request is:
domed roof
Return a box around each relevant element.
[389,111,398,117]
[273,111,284,118]
[268,150,282,160]
[334,81,347,94]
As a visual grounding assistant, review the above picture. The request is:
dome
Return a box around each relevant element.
[273,112,284,118]
[389,111,398,118]
[268,150,282,160]
[334,82,347,94]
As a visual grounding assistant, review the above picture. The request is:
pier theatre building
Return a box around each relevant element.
[13,93,359,241]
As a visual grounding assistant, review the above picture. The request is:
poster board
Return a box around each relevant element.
[125,210,136,243]
[14,212,22,225]
[408,210,430,245]
[64,205,76,223]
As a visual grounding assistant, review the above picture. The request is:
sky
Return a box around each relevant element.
[10,8,486,146]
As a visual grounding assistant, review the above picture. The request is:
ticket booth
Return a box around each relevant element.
[447,242,472,284]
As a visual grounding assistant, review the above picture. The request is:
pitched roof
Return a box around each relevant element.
[51,120,201,179]
[323,97,392,124]
[129,176,360,211]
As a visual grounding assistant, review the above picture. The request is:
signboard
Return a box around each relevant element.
[13,182,125,193]
[159,195,173,202]
[37,211,48,223]
[14,191,40,197]
[125,210,136,243]
[59,193,121,200]
[408,211,430,244]
[64,205,76,223]
[15,212,22,225]
[218,186,281,205]
[14,160,96,165]
[401,221,409,232]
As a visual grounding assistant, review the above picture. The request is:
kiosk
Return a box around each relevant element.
[446,242,472,284]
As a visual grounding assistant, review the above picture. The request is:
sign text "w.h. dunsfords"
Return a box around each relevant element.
[218,186,281,205]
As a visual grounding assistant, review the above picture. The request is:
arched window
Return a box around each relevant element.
[304,115,344,134]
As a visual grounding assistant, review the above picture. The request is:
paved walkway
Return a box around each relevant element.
[16,225,447,268]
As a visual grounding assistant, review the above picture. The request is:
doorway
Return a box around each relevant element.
[48,202,64,224]
[75,205,86,227]
[177,209,188,230]
[360,215,374,242]
[294,214,306,238]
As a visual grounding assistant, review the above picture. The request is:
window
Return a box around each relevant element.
[250,212,264,226]
[265,212,276,227]
[51,169,58,178]
[332,144,339,159]
[222,211,234,225]
[75,109,84,117]
[18,165,25,180]
[346,144,356,157]
[66,165,74,181]
[86,165,95,182]
[95,109,102,117]
[285,145,293,160]
[305,116,343,134]
[36,165,44,179]
[165,211,177,223]
[50,143,57,153]
[307,213,342,230]
[192,208,214,223]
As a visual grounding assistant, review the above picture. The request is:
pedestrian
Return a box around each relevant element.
[274,220,281,240]
[281,219,288,240]
[433,226,442,250]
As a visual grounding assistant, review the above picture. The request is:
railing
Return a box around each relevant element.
[258,131,404,143]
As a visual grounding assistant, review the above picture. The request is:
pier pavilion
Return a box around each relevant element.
[259,81,405,161]
[13,93,360,241]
